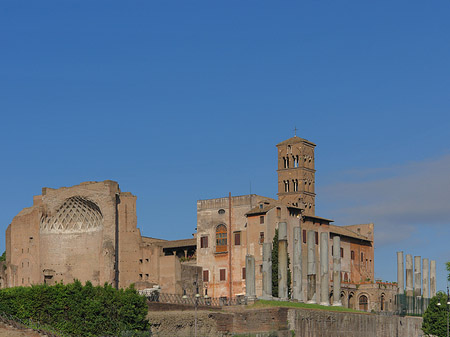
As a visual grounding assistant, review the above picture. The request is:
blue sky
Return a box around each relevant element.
[1,1,450,291]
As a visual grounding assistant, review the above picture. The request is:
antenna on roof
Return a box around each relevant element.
[294,126,298,137]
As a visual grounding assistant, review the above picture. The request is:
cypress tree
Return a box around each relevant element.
[271,228,292,298]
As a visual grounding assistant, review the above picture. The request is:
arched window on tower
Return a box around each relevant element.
[216,224,228,253]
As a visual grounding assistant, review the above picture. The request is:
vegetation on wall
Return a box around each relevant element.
[0,280,149,336]
[271,228,292,298]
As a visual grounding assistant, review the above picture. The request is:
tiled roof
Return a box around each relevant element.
[276,136,316,147]
[329,224,371,242]
[159,238,197,249]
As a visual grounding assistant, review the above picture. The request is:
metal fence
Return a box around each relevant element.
[143,292,247,307]
[395,294,431,316]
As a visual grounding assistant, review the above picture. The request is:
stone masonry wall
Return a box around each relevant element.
[148,306,424,337]
[290,309,424,337]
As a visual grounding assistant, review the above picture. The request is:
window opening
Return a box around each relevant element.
[259,232,264,244]
[234,232,241,246]
[216,224,227,253]
[201,236,209,248]
[220,269,226,281]
[203,270,209,282]
[260,216,264,224]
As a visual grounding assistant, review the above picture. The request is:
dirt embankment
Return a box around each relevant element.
[0,323,42,337]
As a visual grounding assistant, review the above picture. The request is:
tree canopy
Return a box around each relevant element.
[422,291,449,336]
[0,280,149,336]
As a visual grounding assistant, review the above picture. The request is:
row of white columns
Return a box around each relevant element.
[397,251,436,298]
[256,222,341,306]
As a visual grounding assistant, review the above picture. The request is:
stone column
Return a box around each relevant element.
[320,232,329,306]
[278,222,288,300]
[262,243,272,299]
[293,226,303,302]
[307,230,316,303]
[414,256,421,297]
[397,251,404,295]
[405,254,413,296]
[422,258,429,299]
[430,260,436,298]
[245,255,256,300]
[333,236,342,306]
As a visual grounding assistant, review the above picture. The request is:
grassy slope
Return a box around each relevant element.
[250,300,363,313]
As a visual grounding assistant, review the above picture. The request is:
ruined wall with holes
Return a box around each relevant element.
[3,180,199,293]
[5,181,120,287]
[4,180,163,288]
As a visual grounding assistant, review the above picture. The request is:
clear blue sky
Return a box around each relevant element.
[1,1,450,291]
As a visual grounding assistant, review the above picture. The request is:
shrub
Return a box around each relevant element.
[0,281,149,336]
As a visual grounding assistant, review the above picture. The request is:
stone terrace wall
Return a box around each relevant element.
[147,306,424,337]
[290,309,424,337]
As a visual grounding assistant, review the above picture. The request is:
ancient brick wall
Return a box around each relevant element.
[290,309,424,337]
[148,307,424,337]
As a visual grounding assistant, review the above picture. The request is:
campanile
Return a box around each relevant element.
[276,136,316,215]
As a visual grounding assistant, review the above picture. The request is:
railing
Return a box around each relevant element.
[142,291,247,307]
[395,294,431,316]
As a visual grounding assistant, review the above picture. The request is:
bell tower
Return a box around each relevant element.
[276,135,316,215]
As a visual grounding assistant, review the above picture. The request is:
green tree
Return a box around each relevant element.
[271,228,292,298]
[0,251,5,262]
[446,262,450,282]
[422,291,449,336]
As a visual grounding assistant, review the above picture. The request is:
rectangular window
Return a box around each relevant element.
[315,231,318,245]
[351,250,355,260]
[200,236,209,248]
[234,232,241,246]
[302,230,306,244]
[242,267,246,280]
[220,269,226,281]
[361,252,364,262]
[203,270,209,282]
[340,247,344,258]
[259,232,264,244]
[260,216,264,224]
[276,207,281,217]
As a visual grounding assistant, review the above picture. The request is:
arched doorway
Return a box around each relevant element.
[348,292,355,309]
[380,294,386,311]
[359,295,368,311]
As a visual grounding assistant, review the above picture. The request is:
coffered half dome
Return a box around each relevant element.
[40,196,103,233]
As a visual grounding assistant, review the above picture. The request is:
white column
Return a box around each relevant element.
[397,251,404,295]
[333,236,342,306]
[320,232,329,306]
[293,226,303,302]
